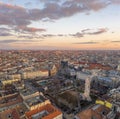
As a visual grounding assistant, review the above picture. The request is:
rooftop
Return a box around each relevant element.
[0,103,28,119]
[25,95,47,107]
[25,104,62,119]
[0,108,20,119]
[20,86,38,97]
[0,94,23,109]
[76,104,111,119]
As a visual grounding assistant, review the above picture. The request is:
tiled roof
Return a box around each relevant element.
[0,108,20,119]
[25,104,62,119]
[85,63,112,70]
[76,105,110,119]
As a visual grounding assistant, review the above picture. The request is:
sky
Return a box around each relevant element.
[0,0,120,50]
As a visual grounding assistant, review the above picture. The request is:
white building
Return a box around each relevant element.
[76,71,91,80]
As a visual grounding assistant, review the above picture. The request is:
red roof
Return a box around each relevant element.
[0,108,20,119]
[85,63,112,70]
[25,104,62,119]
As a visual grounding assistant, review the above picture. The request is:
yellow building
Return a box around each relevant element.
[1,78,21,85]
[24,95,51,110]
[96,100,112,109]
[8,74,21,80]
[22,70,48,79]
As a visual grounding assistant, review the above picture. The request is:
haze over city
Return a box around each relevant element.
[0,1,120,119]
[0,0,120,50]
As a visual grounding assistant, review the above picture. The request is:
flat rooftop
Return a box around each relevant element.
[20,86,38,97]
[25,95,46,107]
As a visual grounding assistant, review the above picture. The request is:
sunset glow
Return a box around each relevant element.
[0,0,120,50]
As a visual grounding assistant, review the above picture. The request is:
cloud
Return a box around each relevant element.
[0,2,46,34]
[86,28,108,35]
[0,0,118,37]
[69,28,108,38]
[57,34,66,37]
[73,41,98,44]
[0,0,119,27]
[113,0,120,4]
[42,34,56,37]
[41,18,55,22]
[16,27,107,39]
[0,2,31,26]
[0,27,12,36]
[18,35,43,39]
[81,28,108,35]
[42,34,67,38]
[17,26,46,33]
[18,35,34,39]
[69,32,83,38]
[18,33,67,39]
[36,0,119,20]
[0,32,12,36]
[111,41,120,43]
[0,27,10,31]
[0,39,43,44]
[24,2,32,7]
[81,29,91,33]
[0,40,17,43]
[38,0,61,4]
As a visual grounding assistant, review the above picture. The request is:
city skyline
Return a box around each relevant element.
[0,0,120,50]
